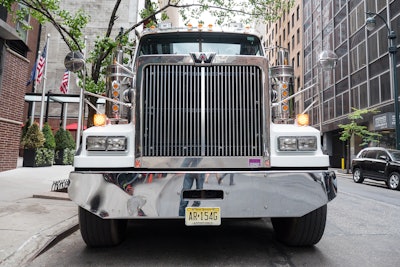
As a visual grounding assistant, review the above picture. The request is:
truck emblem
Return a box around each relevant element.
[190,52,216,63]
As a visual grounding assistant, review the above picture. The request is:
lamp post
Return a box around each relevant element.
[366,11,399,150]
[317,50,338,134]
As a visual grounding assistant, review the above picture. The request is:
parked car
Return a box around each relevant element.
[351,147,400,190]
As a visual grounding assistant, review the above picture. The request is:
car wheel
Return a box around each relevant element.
[353,168,364,183]
[271,205,327,246]
[387,172,400,190]
[79,207,127,247]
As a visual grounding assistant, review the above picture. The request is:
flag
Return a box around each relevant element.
[26,59,37,86]
[59,70,69,94]
[36,43,47,84]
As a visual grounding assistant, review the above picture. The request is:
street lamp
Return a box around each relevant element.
[317,50,338,134]
[366,11,399,150]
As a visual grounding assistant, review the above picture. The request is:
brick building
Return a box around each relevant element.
[0,4,40,172]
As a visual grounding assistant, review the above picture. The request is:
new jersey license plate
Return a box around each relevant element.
[185,207,221,226]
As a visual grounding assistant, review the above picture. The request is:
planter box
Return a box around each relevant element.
[23,148,54,167]
[54,149,74,165]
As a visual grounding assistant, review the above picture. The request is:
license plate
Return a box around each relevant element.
[185,207,221,226]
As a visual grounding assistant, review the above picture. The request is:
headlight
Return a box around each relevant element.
[278,136,317,151]
[278,137,297,151]
[87,136,127,151]
[297,136,317,151]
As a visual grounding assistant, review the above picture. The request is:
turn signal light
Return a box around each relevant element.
[296,114,309,126]
[94,113,107,126]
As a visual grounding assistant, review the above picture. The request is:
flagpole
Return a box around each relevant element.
[63,71,70,129]
[39,34,50,130]
[76,36,87,150]
[30,51,41,125]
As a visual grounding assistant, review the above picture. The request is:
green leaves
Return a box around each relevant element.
[21,123,45,149]
[173,0,294,26]
[338,108,381,146]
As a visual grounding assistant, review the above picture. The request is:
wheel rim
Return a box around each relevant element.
[353,169,361,182]
[389,174,400,189]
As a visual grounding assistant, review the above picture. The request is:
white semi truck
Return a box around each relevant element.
[68,23,337,247]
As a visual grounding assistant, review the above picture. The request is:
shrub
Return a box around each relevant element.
[42,123,56,149]
[21,119,31,143]
[54,128,69,150]
[21,123,45,149]
[66,130,76,150]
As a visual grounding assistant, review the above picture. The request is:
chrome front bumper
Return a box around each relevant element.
[68,170,337,219]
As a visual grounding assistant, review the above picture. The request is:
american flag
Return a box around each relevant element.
[36,43,47,84]
[59,70,69,94]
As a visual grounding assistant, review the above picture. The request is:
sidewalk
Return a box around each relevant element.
[0,158,78,267]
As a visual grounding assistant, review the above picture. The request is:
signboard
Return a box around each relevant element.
[374,112,397,130]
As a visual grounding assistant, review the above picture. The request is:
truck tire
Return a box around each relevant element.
[79,207,127,247]
[271,205,327,246]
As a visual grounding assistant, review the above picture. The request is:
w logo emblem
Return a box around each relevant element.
[190,52,216,64]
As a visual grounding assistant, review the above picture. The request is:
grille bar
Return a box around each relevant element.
[142,65,263,157]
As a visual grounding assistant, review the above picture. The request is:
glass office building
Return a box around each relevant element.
[303,0,400,167]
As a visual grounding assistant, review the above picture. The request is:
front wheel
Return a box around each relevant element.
[271,205,327,246]
[79,207,127,247]
[353,168,364,183]
[387,172,400,190]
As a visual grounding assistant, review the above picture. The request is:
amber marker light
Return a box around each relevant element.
[208,24,213,31]
[94,114,107,126]
[296,114,309,126]
[112,80,120,90]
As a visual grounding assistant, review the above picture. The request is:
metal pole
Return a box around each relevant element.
[317,67,322,134]
[76,36,87,151]
[45,91,51,123]
[63,103,68,129]
[39,34,50,130]
[367,11,399,149]
[30,51,41,125]
[389,31,399,149]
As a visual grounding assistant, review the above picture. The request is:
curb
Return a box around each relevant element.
[0,215,78,267]
[32,191,70,201]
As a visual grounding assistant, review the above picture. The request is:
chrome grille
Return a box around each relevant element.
[142,65,263,157]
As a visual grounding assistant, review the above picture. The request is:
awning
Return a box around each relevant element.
[66,122,87,130]
[24,92,105,104]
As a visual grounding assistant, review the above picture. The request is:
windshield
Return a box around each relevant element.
[389,150,400,161]
[138,32,263,56]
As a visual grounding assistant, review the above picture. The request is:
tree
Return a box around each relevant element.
[338,108,381,173]
[2,0,293,126]
[42,122,56,150]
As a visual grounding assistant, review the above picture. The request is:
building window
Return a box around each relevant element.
[292,14,295,27]
[292,36,294,49]
[297,5,300,20]
[16,4,29,42]
[297,52,300,67]
[297,28,300,43]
